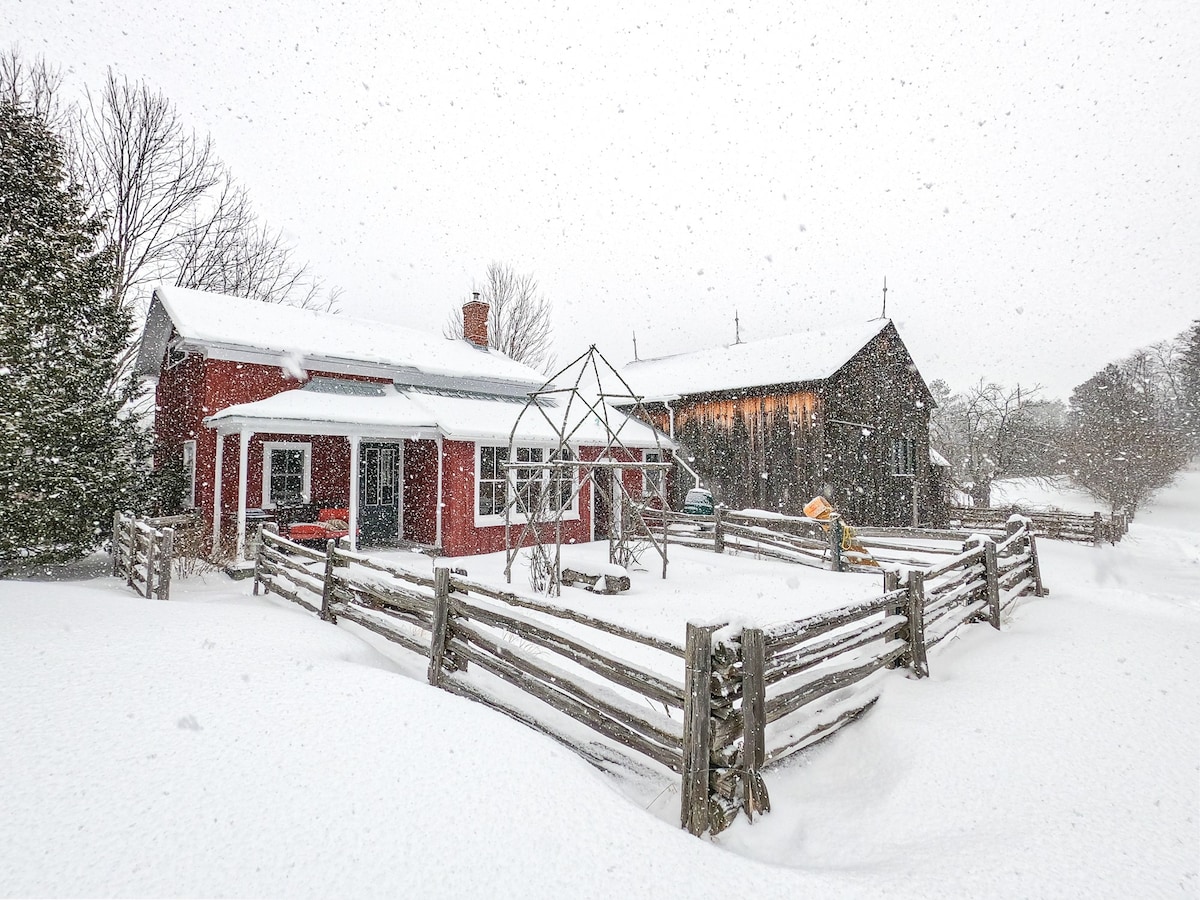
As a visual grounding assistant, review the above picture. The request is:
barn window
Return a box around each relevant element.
[262,442,311,507]
[643,450,664,495]
[478,446,509,516]
[182,440,197,509]
[891,437,917,477]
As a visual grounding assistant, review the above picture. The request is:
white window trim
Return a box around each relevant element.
[182,440,197,510]
[642,449,665,496]
[262,441,312,509]
[473,443,580,528]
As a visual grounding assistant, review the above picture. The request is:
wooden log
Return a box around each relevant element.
[905,569,929,677]
[719,523,827,556]
[926,599,988,647]
[333,546,436,588]
[144,525,156,600]
[681,622,717,835]
[428,567,452,688]
[763,593,896,653]
[125,515,136,589]
[337,580,434,618]
[158,527,174,601]
[332,604,431,658]
[983,540,1000,629]
[721,538,827,568]
[111,511,121,577]
[449,577,684,658]
[440,677,671,780]
[764,615,906,686]
[713,506,725,553]
[741,627,766,818]
[261,531,327,563]
[883,570,904,669]
[764,645,904,723]
[924,544,986,581]
[764,695,879,768]
[449,596,686,708]
[448,620,682,754]
[1093,511,1104,546]
[258,547,325,592]
[258,574,320,614]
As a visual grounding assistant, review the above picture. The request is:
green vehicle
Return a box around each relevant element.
[682,488,715,516]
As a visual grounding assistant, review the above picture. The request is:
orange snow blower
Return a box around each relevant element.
[803,496,878,568]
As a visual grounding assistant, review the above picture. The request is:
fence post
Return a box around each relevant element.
[428,566,453,687]
[1027,531,1047,596]
[681,622,716,835]
[903,570,929,677]
[111,511,121,577]
[740,627,768,819]
[319,538,338,623]
[158,528,174,600]
[883,569,903,668]
[713,506,725,553]
[125,515,136,589]
[144,523,156,600]
[1092,512,1103,546]
[828,516,844,572]
[983,539,1000,629]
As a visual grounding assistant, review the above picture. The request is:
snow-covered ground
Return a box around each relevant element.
[988,475,1110,515]
[2,472,1199,897]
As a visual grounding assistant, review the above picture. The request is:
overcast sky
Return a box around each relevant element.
[10,0,1199,398]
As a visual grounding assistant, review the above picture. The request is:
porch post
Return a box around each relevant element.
[212,431,225,557]
[348,434,361,551]
[435,435,444,549]
[236,427,251,561]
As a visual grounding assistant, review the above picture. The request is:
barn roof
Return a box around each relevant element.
[619,318,893,402]
[135,285,545,390]
[204,377,667,448]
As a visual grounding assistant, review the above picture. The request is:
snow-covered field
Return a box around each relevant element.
[2,473,1198,898]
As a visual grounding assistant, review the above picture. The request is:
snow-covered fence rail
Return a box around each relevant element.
[110,511,175,600]
[950,505,1128,546]
[254,528,688,781]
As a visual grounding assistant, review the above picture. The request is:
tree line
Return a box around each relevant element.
[931,321,1200,514]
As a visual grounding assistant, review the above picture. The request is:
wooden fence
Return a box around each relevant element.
[950,505,1128,545]
[254,516,1046,838]
[110,511,179,600]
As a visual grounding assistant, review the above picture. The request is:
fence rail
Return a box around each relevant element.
[110,511,176,600]
[254,515,1047,839]
[950,504,1128,545]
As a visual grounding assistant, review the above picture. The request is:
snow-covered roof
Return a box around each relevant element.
[930,447,952,467]
[620,319,892,402]
[205,378,667,448]
[136,285,545,389]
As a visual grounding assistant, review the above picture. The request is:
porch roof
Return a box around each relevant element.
[204,379,668,448]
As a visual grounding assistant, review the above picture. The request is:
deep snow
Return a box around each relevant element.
[2,473,1198,897]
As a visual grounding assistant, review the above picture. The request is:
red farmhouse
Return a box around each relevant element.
[135,287,666,560]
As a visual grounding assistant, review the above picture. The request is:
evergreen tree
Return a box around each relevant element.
[0,100,130,571]
[1180,320,1200,445]
[1064,364,1186,514]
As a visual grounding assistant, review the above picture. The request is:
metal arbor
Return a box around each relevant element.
[503,345,672,595]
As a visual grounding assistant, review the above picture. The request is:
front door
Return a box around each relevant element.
[359,442,401,547]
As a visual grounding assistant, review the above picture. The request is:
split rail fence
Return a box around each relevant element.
[254,515,1046,838]
[950,505,1128,545]
[110,511,183,600]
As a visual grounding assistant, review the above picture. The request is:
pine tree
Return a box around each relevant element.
[1180,320,1200,446]
[0,100,130,571]
[1065,364,1187,514]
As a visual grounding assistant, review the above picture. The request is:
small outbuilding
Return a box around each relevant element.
[620,318,943,527]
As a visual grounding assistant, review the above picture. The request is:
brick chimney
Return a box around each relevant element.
[462,292,489,348]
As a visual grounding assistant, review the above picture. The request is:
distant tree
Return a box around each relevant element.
[1064,364,1187,514]
[929,379,1057,507]
[0,99,132,571]
[0,48,64,130]
[1180,320,1200,446]
[445,261,555,371]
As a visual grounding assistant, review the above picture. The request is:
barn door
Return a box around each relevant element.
[359,442,401,547]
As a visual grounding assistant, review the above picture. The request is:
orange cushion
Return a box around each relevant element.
[318,508,350,522]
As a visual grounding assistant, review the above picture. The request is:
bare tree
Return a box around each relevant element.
[445,261,555,371]
[171,173,339,311]
[931,380,1056,507]
[0,48,64,129]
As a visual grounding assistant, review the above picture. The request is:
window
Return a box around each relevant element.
[262,442,311,507]
[478,445,509,516]
[181,440,197,509]
[643,450,664,495]
[891,437,917,477]
[476,445,577,521]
